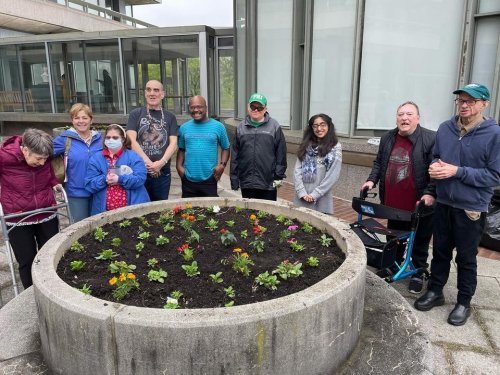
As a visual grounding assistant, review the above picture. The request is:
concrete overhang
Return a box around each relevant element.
[0,0,134,34]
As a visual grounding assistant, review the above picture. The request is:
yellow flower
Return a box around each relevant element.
[109,276,118,286]
[242,252,249,258]
[185,203,191,209]
[233,248,242,253]
[119,273,126,282]
[127,273,136,280]
[249,214,257,221]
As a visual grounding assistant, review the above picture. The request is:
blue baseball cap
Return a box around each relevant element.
[453,83,490,100]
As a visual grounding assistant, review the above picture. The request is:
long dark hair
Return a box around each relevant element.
[297,114,338,161]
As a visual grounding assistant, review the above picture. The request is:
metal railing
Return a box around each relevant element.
[53,0,156,28]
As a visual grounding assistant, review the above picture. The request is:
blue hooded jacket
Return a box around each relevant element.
[433,116,500,212]
[53,129,103,198]
[85,148,150,215]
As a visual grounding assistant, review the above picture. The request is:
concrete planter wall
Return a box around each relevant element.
[32,198,366,375]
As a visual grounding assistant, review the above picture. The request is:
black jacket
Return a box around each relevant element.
[367,124,436,204]
[230,113,287,190]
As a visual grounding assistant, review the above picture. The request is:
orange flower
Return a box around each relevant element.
[109,276,118,286]
[119,273,126,282]
[242,252,249,258]
[188,215,195,221]
[181,213,188,219]
[127,273,136,280]
[185,203,191,209]
[249,214,257,221]
[233,248,242,253]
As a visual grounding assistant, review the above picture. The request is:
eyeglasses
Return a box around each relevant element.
[249,104,265,112]
[105,136,121,140]
[454,98,480,106]
[189,105,206,110]
[312,122,328,130]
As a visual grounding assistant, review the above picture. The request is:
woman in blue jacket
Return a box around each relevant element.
[53,103,102,222]
[85,124,150,215]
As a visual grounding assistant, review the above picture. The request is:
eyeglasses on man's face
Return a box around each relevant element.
[312,122,328,130]
[189,105,206,110]
[249,104,265,112]
[454,98,480,106]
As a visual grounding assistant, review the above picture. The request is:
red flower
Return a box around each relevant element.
[252,225,262,235]
[176,243,189,253]
[172,205,182,215]
[220,228,227,234]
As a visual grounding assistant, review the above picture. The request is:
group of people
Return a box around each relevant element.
[362,84,499,326]
[0,80,498,328]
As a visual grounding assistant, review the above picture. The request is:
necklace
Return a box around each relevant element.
[147,106,165,131]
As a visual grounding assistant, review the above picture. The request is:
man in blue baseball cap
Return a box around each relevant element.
[415,84,500,326]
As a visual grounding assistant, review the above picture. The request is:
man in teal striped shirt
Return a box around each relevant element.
[176,96,230,198]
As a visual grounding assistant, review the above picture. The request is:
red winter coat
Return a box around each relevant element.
[0,136,58,223]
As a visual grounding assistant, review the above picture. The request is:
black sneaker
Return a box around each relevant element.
[408,274,424,294]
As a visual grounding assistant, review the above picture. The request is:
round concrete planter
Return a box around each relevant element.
[32,198,366,375]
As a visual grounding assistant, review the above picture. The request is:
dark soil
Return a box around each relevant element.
[57,205,345,309]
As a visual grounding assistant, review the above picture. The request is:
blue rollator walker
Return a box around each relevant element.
[350,187,428,283]
[0,188,73,306]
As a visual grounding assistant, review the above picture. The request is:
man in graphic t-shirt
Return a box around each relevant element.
[127,80,178,201]
[361,101,436,293]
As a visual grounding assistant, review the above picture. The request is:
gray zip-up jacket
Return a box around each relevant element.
[230,113,287,190]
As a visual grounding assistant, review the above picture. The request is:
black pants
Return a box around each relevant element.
[8,218,59,289]
[387,210,433,269]
[181,175,218,198]
[429,203,485,307]
[241,188,277,201]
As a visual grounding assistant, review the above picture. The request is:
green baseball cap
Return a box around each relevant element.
[453,83,490,100]
[248,93,267,106]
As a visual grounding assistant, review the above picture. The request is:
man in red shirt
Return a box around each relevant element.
[361,101,436,293]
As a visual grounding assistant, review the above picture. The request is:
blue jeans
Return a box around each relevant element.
[68,196,92,223]
[145,169,171,201]
[429,203,486,306]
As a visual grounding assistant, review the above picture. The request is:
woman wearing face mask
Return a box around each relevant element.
[293,114,342,214]
[85,124,149,215]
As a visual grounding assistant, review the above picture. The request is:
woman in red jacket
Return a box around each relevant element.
[0,129,61,289]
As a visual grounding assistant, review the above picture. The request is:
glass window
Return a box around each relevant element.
[19,43,51,113]
[470,17,500,118]
[218,48,235,117]
[357,0,465,131]
[49,41,87,113]
[85,39,122,114]
[257,0,293,127]
[479,0,500,13]
[0,45,23,113]
[122,37,161,111]
[310,0,356,135]
[160,35,199,115]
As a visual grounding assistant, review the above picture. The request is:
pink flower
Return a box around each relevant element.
[287,225,298,231]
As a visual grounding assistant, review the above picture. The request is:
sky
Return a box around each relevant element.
[132,0,233,28]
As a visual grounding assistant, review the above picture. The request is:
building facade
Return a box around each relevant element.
[234,0,500,135]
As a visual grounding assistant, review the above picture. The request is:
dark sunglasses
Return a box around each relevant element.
[249,104,265,112]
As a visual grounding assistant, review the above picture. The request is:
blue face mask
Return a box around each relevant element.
[104,138,123,150]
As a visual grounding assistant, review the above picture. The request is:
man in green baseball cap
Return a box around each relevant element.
[230,93,287,200]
